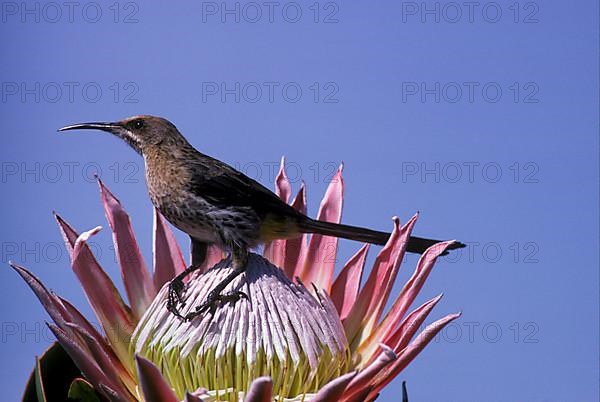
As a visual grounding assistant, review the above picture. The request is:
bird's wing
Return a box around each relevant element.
[188,155,300,219]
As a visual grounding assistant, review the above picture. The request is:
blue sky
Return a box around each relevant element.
[0,1,598,401]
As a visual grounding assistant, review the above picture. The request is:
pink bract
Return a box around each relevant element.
[12,159,460,401]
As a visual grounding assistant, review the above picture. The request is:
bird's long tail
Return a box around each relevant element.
[298,218,465,255]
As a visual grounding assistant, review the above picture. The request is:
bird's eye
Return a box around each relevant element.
[133,120,144,129]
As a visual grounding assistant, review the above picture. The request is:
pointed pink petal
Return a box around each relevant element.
[384,294,443,353]
[58,295,130,375]
[71,227,135,366]
[244,377,272,402]
[10,262,71,327]
[97,177,155,318]
[374,240,456,343]
[60,297,136,395]
[264,157,293,267]
[9,262,135,386]
[342,217,401,337]
[56,209,142,349]
[344,215,417,346]
[297,164,344,291]
[284,183,307,279]
[291,182,307,214]
[331,244,369,319]
[312,371,357,402]
[357,296,443,378]
[153,209,186,290]
[9,263,100,364]
[58,296,106,344]
[362,216,417,333]
[54,212,79,259]
[135,355,178,402]
[343,345,396,399]
[371,313,461,394]
[357,237,451,361]
[66,323,136,394]
[48,324,130,402]
[275,156,292,202]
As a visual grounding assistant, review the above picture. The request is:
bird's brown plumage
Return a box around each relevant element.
[59,115,465,319]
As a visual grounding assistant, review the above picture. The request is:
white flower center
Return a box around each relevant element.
[131,253,350,400]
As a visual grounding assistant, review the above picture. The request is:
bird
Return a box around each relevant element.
[59,115,465,320]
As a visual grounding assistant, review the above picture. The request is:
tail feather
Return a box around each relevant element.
[298,218,465,255]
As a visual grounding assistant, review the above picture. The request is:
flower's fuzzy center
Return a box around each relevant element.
[131,254,351,400]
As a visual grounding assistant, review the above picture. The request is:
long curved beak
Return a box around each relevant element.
[58,122,121,133]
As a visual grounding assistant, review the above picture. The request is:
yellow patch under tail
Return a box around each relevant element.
[259,214,300,242]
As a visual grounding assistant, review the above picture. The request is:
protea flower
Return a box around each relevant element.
[12,160,460,401]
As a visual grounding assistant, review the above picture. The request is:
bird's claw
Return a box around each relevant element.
[167,277,186,319]
[184,290,248,321]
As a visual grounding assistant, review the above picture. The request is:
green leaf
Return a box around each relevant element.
[22,342,82,402]
[68,378,101,402]
[33,357,46,402]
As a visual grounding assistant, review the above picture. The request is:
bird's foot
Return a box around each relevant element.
[184,289,248,321]
[167,276,186,319]
[166,263,205,320]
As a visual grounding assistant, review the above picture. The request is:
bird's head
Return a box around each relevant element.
[58,115,184,154]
